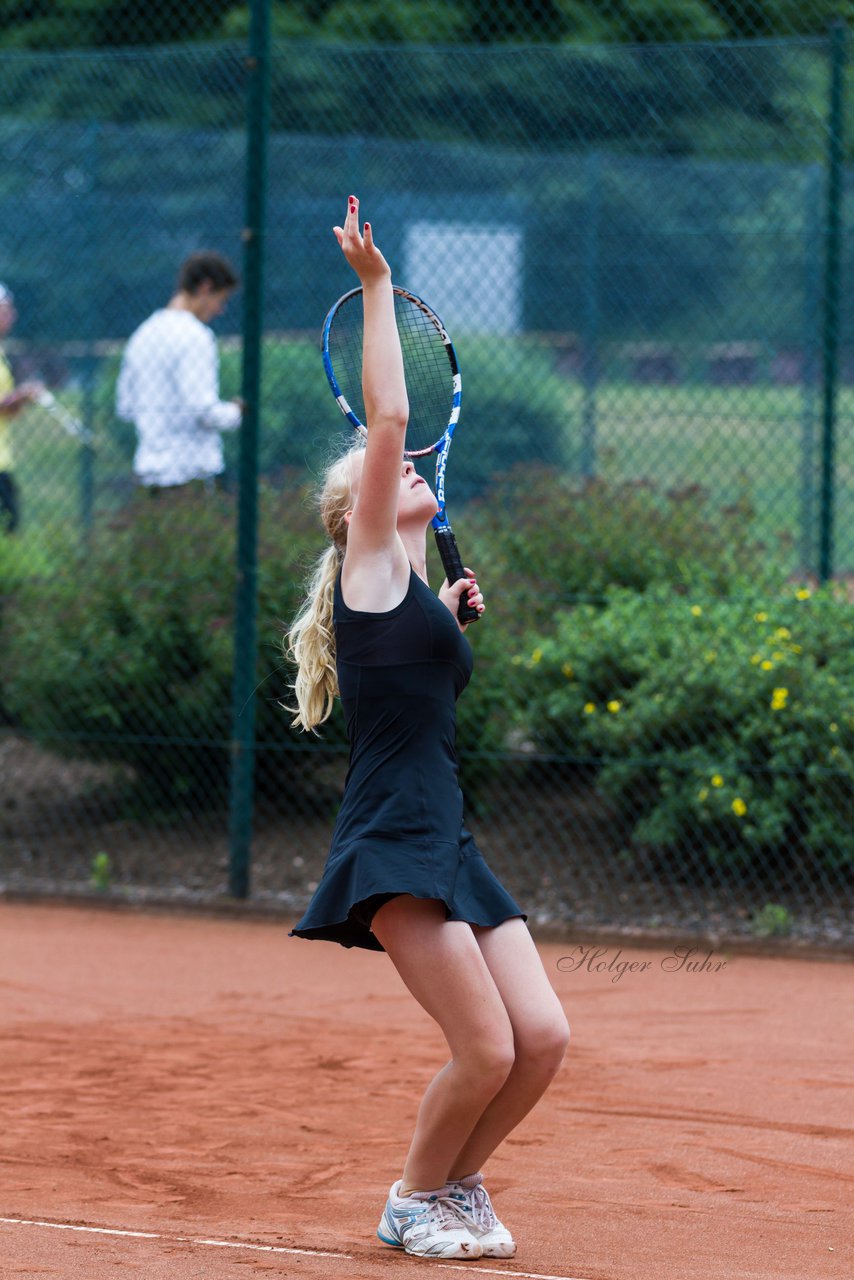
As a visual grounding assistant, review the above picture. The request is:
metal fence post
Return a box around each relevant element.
[228,0,271,899]
[580,150,601,481]
[80,121,101,534]
[800,164,822,574]
[818,21,847,584]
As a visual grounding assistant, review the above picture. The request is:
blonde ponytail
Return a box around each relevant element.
[288,544,342,732]
[286,443,364,732]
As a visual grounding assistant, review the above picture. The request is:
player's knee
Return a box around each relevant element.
[516,1010,570,1078]
[460,1035,516,1095]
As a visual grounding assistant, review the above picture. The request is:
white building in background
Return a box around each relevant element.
[403,221,523,334]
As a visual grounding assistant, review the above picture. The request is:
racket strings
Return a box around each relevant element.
[395,298,455,455]
[327,291,456,455]
[326,303,367,425]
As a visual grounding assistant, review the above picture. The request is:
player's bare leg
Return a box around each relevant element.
[370,894,516,1193]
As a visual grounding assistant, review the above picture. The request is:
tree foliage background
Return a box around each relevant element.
[1,0,853,50]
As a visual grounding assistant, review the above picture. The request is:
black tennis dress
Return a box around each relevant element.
[290,567,525,952]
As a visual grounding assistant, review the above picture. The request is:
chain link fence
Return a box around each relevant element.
[1,4,852,946]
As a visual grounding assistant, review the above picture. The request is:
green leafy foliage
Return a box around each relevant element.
[90,850,113,891]
[751,901,794,936]
[0,483,345,807]
[518,583,854,871]
[452,465,780,807]
[465,464,779,630]
[2,0,850,51]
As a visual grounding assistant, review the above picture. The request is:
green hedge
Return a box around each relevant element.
[464,463,777,626]
[1,482,345,807]
[444,465,781,809]
[6,463,847,886]
[519,583,854,871]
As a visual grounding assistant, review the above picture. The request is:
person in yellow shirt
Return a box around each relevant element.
[0,283,42,533]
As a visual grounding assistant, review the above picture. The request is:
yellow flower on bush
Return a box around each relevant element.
[607,700,621,713]
[772,650,785,661]
[761,660,774,671]
[770,687,788,711]
[775,627,791,640]
[711,774,724,787]
[690,605,702,617]
[561,663,574,679]
[750,653,762,665]
[755,611,768,623]
[584,702,596,715]
[732,798,747,817]
[531,648,542,664]
[796,588,811,600]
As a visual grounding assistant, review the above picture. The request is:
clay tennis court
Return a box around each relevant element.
[1,900,851,1280]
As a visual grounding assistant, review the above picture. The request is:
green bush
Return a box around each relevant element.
[464,464,779,633]
[0,482,346,807]
[220,338,341,480]
[440,338,571,501]
[444,466,781,810]
[519,583,854,871]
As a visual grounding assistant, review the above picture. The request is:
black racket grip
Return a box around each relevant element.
[435,527,480,624]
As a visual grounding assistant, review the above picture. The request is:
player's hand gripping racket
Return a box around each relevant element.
[322,285,478,624]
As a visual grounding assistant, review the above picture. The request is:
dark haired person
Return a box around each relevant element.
[117,252,243,492]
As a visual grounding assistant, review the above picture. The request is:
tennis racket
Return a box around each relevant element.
[322,285,478,624]
[36,390,93,445]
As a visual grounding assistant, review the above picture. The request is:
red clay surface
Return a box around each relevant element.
[1,900,852,1280]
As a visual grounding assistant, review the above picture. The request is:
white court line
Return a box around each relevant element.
[0,1218,160,1239]
[192,1236,352,1258]
[439,1267,592,1280]
[0,1216,592,1279]
[0,1216,351,1259]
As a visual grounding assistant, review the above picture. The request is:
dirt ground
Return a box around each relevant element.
[0,900,852,1280]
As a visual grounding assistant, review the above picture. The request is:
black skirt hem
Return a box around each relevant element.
[289,892,527,953]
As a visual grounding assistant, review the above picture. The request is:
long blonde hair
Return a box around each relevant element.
[287,443,364,732]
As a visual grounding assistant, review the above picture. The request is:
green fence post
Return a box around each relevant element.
[580,150,600,480]
[800,164,822,574]
[818,21,847,584]
[80,122,100,535]
[80,363,95,532]
[228,0,271,899]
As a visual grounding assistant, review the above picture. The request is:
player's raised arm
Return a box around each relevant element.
[333,196,408,560]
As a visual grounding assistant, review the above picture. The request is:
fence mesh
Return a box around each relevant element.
[1,12,852,946]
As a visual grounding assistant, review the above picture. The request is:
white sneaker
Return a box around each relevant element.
[447,1173,517,1258]
[377,1179,483,1258]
